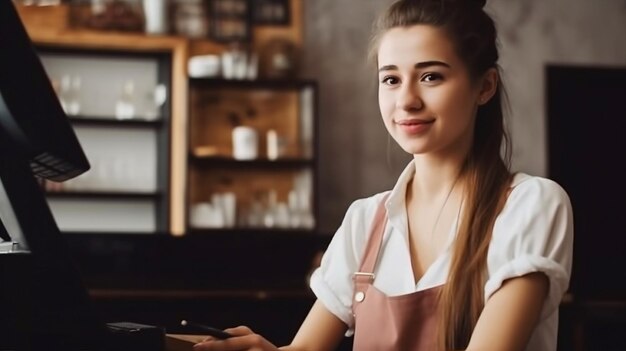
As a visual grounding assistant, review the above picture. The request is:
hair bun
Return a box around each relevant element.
[449,0,486,10]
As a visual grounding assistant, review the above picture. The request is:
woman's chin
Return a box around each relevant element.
[396,141,429,155]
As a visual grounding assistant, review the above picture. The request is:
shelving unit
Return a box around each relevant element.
[15,0,306,236]
[186,78,318,232]
[34,45,174,233]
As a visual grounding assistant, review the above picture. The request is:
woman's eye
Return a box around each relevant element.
[421,73,443,83]
[381,76,399,85]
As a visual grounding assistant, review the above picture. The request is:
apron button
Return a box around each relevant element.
[354,291,365,302]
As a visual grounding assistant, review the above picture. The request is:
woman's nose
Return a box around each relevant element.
[396,85,423,111]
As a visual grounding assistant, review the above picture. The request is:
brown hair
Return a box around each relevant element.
[370,0,512,349]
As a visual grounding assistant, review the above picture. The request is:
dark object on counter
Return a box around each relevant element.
[107,321,166,351]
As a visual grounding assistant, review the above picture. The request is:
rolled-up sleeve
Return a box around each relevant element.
[309,195,384,336]
[485,177,574,320]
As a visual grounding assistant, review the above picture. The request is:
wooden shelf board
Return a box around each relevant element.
[189,155,314,168]
[187,228,317,236]
[46,191,162,200]
[189,78,316,90]
[68,116,165,127]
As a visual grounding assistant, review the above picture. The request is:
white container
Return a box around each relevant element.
[190,202,224,228]
[212,192,237,228]
[143,0,168,35]
[232,126,258,160]
[188,55,221,78]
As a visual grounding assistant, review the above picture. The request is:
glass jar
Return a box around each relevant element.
[172,0,209,38]
[70,0,144,32]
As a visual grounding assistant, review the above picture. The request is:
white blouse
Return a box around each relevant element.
[309,161,574,351]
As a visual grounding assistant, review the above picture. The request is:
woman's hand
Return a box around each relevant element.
[192,326,280,351]
[192,300,347,351]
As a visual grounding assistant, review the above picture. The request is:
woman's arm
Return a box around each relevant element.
[465,272,549,351]
[282,300,348,351]
[192,300,347,351]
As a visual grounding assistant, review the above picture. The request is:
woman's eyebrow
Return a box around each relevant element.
[378,64,398,72]
[378,61,451,73]
[415,60,451,69]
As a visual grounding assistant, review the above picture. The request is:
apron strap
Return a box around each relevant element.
[352,193,390,307]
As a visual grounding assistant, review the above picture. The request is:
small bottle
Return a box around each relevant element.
[58,75,81,116]
[263,190,278,228]
[246,53,259,80]
[58,74,71,114]
[115,80,136,120]
[267,129,278,160]
[288,190,301,228]
[66,75,82,116]
[145,84,167,120]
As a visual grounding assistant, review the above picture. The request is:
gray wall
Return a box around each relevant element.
[302,0,626,234]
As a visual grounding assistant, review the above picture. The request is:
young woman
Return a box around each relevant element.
[193,0,573,350]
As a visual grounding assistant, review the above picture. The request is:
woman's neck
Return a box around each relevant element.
[410,154,466,201]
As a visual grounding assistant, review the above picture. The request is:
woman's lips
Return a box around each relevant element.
[395,119,434,134]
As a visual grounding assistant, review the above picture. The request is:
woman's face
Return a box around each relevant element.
[377,24,482,158]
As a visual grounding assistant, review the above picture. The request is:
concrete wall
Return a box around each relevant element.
[302,0,626,234]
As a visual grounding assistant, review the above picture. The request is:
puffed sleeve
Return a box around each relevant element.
[485,176,574,320]
[308,193,385,336]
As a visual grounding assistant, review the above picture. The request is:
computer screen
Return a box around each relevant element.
[0,3,89,182]
[0,1,108,349]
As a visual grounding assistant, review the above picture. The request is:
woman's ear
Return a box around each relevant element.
[477,68,498,105]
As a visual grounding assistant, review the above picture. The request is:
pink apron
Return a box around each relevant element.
[352,196,442,350]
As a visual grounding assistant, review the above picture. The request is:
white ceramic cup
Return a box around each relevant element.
[143,0,168,35]
[190,202,224,228]
[232,126,258,160]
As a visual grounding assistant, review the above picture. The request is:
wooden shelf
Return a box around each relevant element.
[46,190,161,200]
[187,228,317,236]
[68,116,165,128]
[20,26,192,54]
[189,155,313,168]
[189,78,317,90]
[16,3,302,55]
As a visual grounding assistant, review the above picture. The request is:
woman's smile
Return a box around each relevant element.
[395,118,435,135]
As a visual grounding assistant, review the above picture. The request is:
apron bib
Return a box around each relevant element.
[352,195,443,351]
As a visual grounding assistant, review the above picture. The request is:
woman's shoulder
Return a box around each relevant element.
[343,190,392,224]
[494,172,574,240]
[507,172,571,208]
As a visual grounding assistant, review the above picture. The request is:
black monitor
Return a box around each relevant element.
[0,1,109,349]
